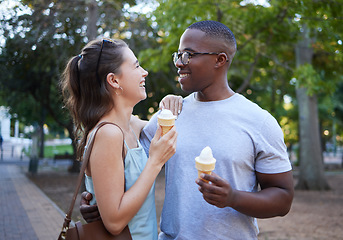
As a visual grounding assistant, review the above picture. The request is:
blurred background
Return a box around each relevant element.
[1,1,343,239]
[0,0,342,189]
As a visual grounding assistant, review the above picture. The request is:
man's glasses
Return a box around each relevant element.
[172,51,221,66]
[95,39,113,85]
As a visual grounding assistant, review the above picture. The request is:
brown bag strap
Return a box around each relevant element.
[62,122,124,229]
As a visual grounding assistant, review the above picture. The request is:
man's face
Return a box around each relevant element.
[175,29,218,93]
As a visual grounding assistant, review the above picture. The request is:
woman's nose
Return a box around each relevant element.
[142,68,148,77]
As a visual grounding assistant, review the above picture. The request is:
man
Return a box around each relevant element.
[82,20,293,239]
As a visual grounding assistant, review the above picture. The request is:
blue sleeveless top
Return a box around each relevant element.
[85,130,158,240]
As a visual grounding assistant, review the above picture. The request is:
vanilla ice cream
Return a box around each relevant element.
[157,109,177,136]
[195,146,216,182]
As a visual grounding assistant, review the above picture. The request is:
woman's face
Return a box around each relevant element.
[118,47,148,102]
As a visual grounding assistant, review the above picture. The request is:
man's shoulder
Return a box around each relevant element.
[234,94,270,115]
[181,93,194,105]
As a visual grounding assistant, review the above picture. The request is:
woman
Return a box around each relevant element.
[61,38,178,240]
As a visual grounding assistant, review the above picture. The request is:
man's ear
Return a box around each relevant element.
[106,73,120,88]
[215,53,229,68]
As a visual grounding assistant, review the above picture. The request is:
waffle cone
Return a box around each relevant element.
[161,125,173,136]
[158,118,175,126]
[158,118,175,136]
[195,159,216,183]
[197,170,213,183]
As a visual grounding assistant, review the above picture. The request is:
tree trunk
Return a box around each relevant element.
[86,0,98,41]
[295,88,329,190]
[295,25,330,190]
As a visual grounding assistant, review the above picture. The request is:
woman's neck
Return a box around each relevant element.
[100,105,133,132]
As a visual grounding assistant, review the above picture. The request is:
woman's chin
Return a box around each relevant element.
[140,93,147,101]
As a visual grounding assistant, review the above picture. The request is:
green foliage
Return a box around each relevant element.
[142,0,343,147]
[0,0,141,128]
[293,63,335,95]
[0,0,86,130]
[1,0,343,151]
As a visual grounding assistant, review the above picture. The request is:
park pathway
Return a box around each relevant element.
[0,140,65,240]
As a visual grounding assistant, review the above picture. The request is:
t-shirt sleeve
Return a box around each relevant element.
[140,113,159,157]
[255,114,292,174]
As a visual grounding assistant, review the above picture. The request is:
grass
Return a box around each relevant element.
[23,144,74,159]
[44,145,73,158]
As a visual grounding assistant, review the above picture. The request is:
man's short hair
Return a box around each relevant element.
[187,20,237,57]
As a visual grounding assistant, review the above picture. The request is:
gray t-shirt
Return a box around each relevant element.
[140,93,292,240]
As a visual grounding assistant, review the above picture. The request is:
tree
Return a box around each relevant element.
[0,0,88,163]
[295,31,329,189]
[142,0,343,190]
[0,0,140,171]
[290,1,343,190]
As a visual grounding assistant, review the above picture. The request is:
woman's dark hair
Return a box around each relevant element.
[61,38,128,159]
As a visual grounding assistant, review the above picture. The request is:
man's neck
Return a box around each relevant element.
[195,87,235,102]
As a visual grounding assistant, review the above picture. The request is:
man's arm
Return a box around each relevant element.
[196,171,294,218]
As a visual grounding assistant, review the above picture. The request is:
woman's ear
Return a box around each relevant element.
[106,73,120,88]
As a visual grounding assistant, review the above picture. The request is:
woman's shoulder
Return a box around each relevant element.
[130,115,147,133]
[95,122,124,142]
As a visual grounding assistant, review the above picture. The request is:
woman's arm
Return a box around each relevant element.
[89,124,177,235]
[81,95,183,224]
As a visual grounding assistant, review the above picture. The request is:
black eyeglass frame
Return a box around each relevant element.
[95,39,114,86]
[172,51,228,66]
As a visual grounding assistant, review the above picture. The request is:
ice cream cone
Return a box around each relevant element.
[157,109,176,136]
[160,125,173,136]
[197,170,213,178]
[195,146,216,183]
[197,171,212,183]
[195,162,216,183]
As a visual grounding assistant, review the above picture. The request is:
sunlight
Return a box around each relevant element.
[240,0,271,7]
